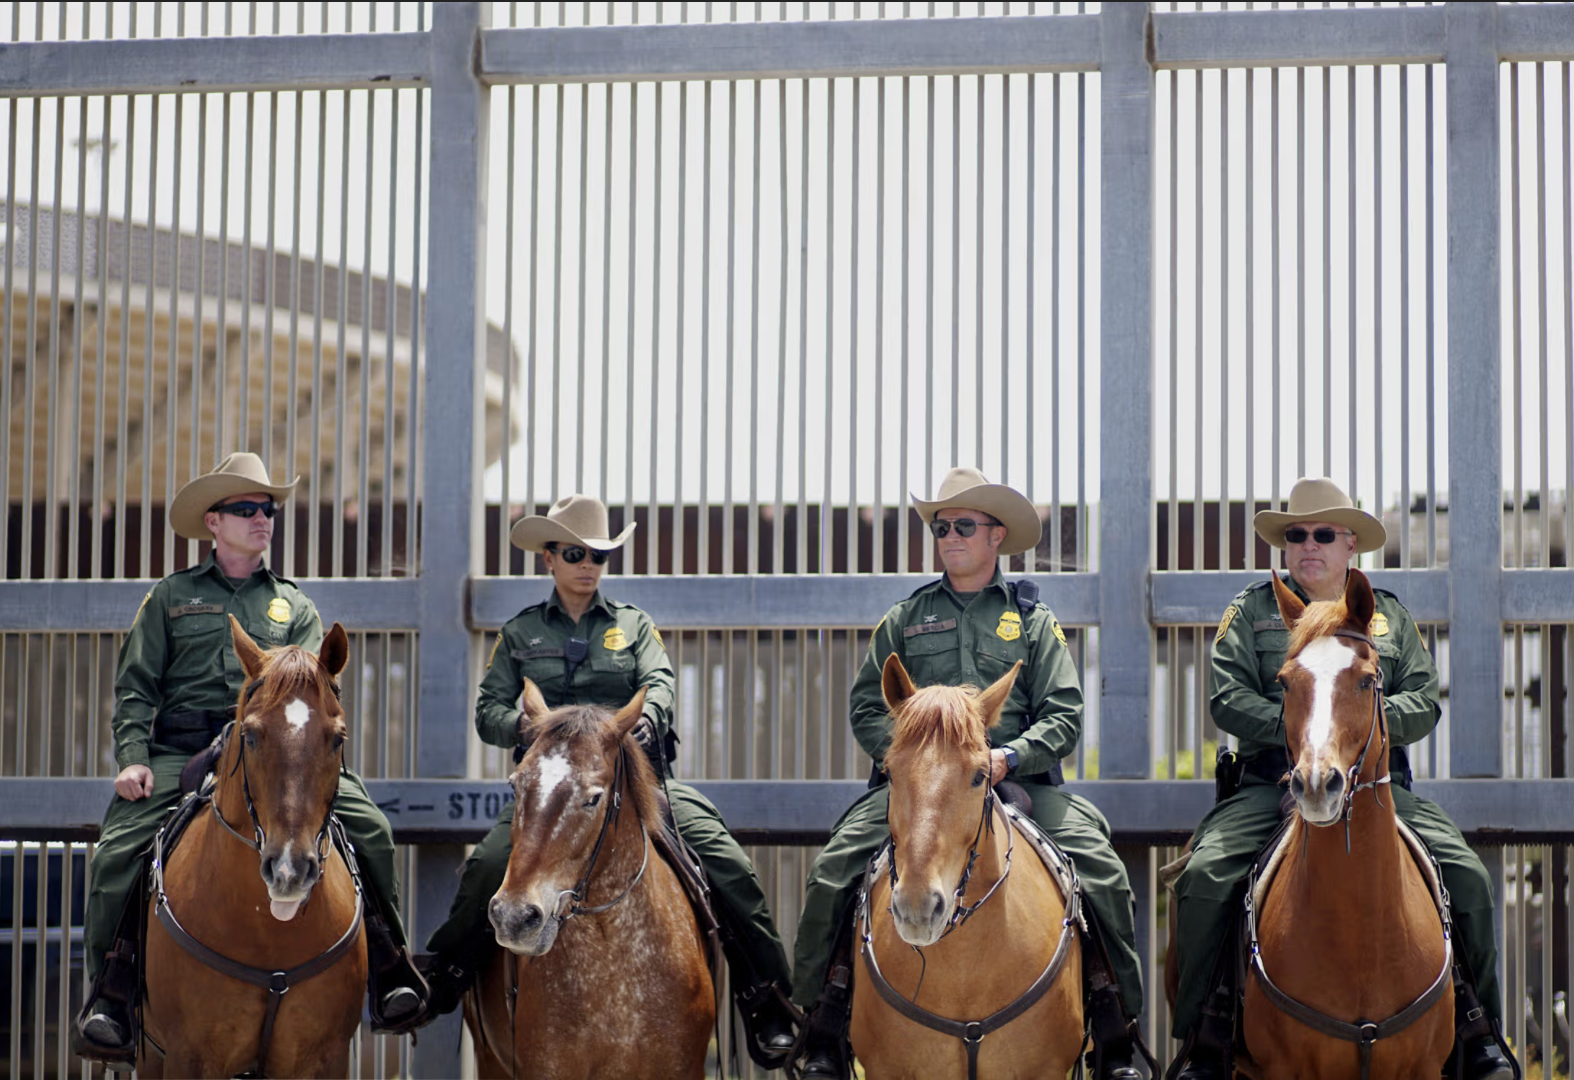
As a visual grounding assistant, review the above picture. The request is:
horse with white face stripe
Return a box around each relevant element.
[1224,569,1455,1080]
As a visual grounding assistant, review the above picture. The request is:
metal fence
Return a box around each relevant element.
[3,2,1574,1077]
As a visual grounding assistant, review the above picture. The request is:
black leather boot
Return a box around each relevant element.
[793,995,852,1080]
[1445,970,1519,1080]
[362,893,431,1034]
[72,938,140,1064]
[1085,984,1145,1079]
[736,979,801,1071]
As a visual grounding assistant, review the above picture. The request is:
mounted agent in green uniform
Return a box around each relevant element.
[1169,477,1516,1080]
[72,453,429,1065]
[416,494,799,1069]
[791,468,1148,1080]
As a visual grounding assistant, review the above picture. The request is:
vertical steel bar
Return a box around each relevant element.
[1373,67,1384,573]
[676,77,688,574]
[822,78,834,576]
[1426,64,1438,567]
[1446,2,1504,778]
[749,76,762,577]
[1099,2,1153,784]
[1244,67,1255,571]
[1221,69,1231,572]
[1537,64,1550,575]
[1323,64,1332,482]
[1399,68,1412,571]
[1167,69,1177,577]
[848,74,859,579]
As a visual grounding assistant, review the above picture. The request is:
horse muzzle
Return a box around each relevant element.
[259,841,322,911]
[890,883,951,947]
[489,892,562,956]
[1289,763,1347,826]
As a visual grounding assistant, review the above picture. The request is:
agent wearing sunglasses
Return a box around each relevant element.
[417,494,799,1067]
[792,468,1147,1080]
[1170,477,1514,1080]
[73,453,429,1065]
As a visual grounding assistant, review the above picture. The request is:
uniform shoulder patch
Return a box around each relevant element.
[1050,618,1067,645]
[1215,604,1239,644]
[652,626,665,649]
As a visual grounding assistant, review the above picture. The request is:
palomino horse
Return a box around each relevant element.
[1165,569,1453,1080]
[468,681,715,1079]
[851,655,1084,1080]
[140,617,367,1078]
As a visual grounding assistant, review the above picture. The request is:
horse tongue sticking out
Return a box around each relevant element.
[270,899,303,921]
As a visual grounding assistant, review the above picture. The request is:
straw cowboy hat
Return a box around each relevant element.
[510,494,637,553]
[910,467,1043,557]
[1253,476,1388,554]
[169,452,299,542]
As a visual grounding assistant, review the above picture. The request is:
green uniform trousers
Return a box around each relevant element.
[85,755,408,976]
[790,782,1144,1015]
[1170,777,1500,1038]
[425,778,792,990]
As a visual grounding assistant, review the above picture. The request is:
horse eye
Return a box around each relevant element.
[1360,676,1375,691]
[583,791,603,809]
[244,729,258,750]
[971,770,986,788]
[331,733,346,751]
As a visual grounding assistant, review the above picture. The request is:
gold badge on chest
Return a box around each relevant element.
[996,610,1022,642]
[267,598,291,624]
[1370,612,1390,637]
[603,626,629,652]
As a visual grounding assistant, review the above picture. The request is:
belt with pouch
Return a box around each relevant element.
[154,707,236,755]
[1216,745,1414,799]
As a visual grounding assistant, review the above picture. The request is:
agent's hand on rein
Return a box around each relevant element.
[989,748,1010,786]
[114,764,155,801]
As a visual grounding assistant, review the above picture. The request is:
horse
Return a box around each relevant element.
[1164,569,1453,1080]
[139,616,367,1078]
[850,654,1084,1080]
[467,680,715,1080]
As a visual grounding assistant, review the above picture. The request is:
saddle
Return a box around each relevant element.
[649,788,724,989]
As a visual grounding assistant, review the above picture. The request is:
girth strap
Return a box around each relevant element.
[856,811,1082,1080]
[151,813,365,1078]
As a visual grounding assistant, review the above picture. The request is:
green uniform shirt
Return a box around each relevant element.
[1208,572,1442,761]
[113,555,323,770]
[475,588,675,749]
[850,570,1083,777]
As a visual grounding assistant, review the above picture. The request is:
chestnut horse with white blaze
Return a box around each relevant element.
[851,655,1084,1080]
[139,617,367,1078]
[1165,570,1453,1080]
[467,681,715,1080]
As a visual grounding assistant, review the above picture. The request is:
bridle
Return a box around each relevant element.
[546,742,649,921]
[150,668,362,1079]
[1251,625,1454,1080]
[884,786,1013,940]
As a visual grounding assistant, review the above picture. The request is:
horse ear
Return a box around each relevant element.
[977,661,1023,730]
[229,615,268,680]
[882,653,917,712]
[1271,571,1306,630]
[1344,568,1377,635]
[611,687,648,741]
[518,678,550,724]
[319,623,349,677]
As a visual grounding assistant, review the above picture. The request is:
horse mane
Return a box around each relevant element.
[241,645,341,720]
[1286,597,1365,660]
[526,704,662,828]
[887,684,990,756]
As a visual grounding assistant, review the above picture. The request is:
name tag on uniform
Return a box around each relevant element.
[511,647,565,661]
[904,618,957,638]
[168,603,225,617]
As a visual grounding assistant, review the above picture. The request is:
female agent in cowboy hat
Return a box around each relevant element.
[417,494,799,1068]
[1168,477,1515,1080]
[72,453,429,1063]
[791,467,1148,1080]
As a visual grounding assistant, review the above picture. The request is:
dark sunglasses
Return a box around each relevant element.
[555,545,610,566]
[209,499,278,520]
[1284,526,1351,545]
[928,517,1001,539]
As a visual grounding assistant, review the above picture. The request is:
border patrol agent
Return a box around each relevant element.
[792,468,1146,1080]
[72,453,428,1064]
[1170,477,1515,1080]
[417,495,798,1068]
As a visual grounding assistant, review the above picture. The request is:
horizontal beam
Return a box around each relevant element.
[1501,569,1574,624]
[480,15,1100,84]
[1151,7,1445,70]
[1499,4,1574,62]
[1150,569,1453,625]
[470,572,1102,631]
[0,33,429,97]
[0,579,422,632]
[8,777,1574,846]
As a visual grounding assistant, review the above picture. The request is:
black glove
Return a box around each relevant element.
[632,715,667,778]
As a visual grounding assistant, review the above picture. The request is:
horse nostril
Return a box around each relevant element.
[260,855,275,881]
[1327,771,1345,797]
[520,904,544,931]
[928,891,946,922]
[1289,773,1306,799]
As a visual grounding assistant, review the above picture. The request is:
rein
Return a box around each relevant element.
[551,743,650,921]
[1252,626,1451,1080]
[859,799,1081,1080]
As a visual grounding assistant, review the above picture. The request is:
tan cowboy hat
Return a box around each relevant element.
[910,467,1042,556]
[510,494,637,553]
[1253,477,1387,554]
[169,452,299,542]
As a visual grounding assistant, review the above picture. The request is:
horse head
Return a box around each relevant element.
[1273,569,1387,827]
[490,682,654,956]
[878,654,1021,947]
[225,615,350,919]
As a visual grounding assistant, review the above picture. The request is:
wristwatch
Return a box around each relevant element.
[1001,746,1019,773]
